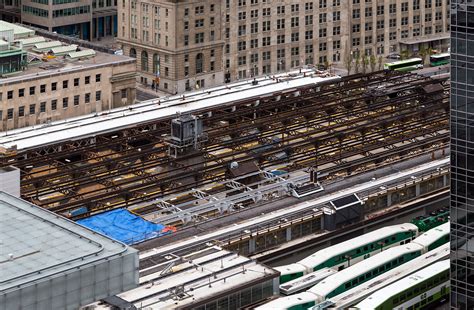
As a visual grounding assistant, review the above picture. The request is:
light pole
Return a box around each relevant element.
[345,255,352,267]
[378,241,385,252]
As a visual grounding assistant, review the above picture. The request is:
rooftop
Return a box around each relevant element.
[93,246,278,309]
[0,21,134,84]
[0,191,137,294]
[0,69,340,152]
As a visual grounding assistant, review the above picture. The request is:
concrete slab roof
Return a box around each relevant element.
[0,191,137,293]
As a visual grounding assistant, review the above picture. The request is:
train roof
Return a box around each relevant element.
[298,223,418,269]
[255,291,317,309]
[354,259,449,309]
[280,268,337,294]
[307,243,423,299]
[332,243,450,308]
[412,222,450,247]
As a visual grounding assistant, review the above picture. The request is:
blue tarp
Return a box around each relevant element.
[77,209,169,245]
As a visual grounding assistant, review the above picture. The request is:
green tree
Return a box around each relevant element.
[324,59,330,71]
[418,47,427,65]
[355,54,361,74]
[378,55,384,70]
[344,54,353,75]
[370,55,377,72]
[362,55,370,73]
[400,50,409,60]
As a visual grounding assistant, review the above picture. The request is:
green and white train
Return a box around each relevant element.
[353,259,450,310]
[258,223,449,310]
[275,223,419,284]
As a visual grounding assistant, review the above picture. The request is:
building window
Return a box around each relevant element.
[19,88,24,97]
[63,97,68,108]
[74,78,79,86]
[7,108,13,119]
[121,89,127,99]
[96,74,101,82]
[85,76,90,84]
[29,104,35,115]
[63,80,68,89]
[7,90,13,99]
[19,106,25,117]
[96,91,101,101]
[29,86,35,95]
[196,53,204,74]
[51,99,57,110]
[85,93,90,103]
[40,102,46,113]
[141,51,149,72]
[195,32,204,44]
[74,95,80,106]
[40,84,46,93]
[129,48,137,58]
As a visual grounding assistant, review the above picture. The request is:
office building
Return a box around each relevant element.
[0,21,136,131]
[450,1,474,309]
[2,0,117,40]
[118,0,449,93]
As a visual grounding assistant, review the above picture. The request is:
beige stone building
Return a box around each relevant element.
[118,0,449,93]
[0,22,136,131]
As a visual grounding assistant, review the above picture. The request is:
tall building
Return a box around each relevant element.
[450,2,474,309]
[9,0,117,40]
[118,0,449,93]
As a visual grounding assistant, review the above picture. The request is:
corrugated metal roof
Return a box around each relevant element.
[0,21,35,39]
[66,49,96,59]
[33,40,62,51]
[50,44,77,55]
[17,36,45,47]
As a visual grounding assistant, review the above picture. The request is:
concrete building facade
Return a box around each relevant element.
[450,1,474,309]
[118,0,450,93]
[0,0,21,23]
[0,22,136,132]
[3,0,117,40]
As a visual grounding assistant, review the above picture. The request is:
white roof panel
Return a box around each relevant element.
[0,21,35,38]
[33,40,62,50]
[0,71,340,152]
[66,49,96,59]
[16,36,46,47]
[51,44,77,55]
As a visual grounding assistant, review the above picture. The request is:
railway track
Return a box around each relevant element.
[0,71,450,218]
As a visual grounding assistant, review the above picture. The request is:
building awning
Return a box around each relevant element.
[399,35,450,45]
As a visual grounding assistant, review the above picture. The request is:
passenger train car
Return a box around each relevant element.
[280,268,337,295]
[275,223,419,284]
[353,260,450,310]
[258,223,450,309]
[410,222,449,252]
